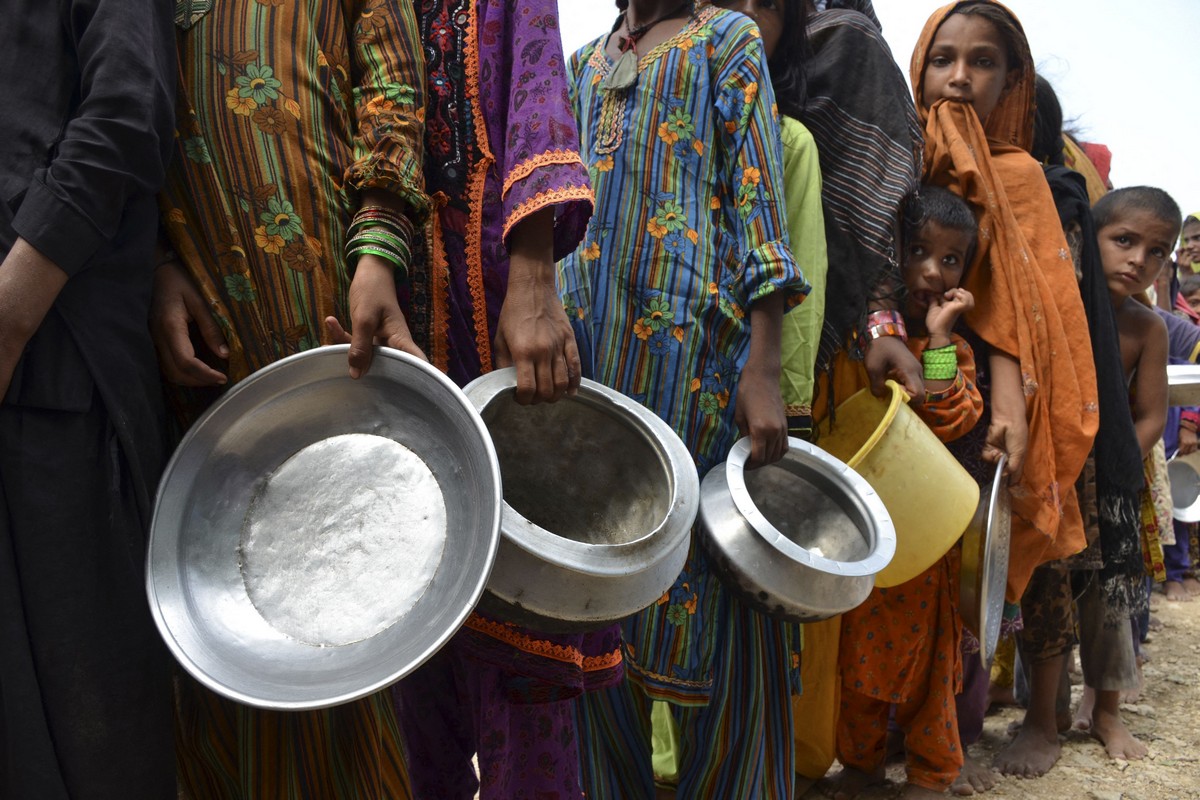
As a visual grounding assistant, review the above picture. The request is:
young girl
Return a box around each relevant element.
[562,1,809,796]
[910,0,1098,779]
[824,186,982,800]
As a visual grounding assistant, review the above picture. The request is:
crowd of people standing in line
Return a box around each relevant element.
[1,0,1193,798]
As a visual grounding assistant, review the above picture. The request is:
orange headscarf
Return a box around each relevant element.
[911,1,1098,601]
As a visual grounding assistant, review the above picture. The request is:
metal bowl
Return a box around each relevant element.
[699,437,896,623]
[1168,364,1200,407]
[463,369,698,632]
[147,346,500,710]
[960,455,1011,667]
[1168,451,1200,522]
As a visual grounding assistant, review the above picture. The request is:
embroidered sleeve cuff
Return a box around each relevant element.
[345,148,430,219]
[501,177,594,262]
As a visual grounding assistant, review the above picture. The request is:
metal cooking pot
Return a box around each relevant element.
[959,455,1011,667]
[1168,450,1200,522]
[699,437,896,623]
[147,346,501,710]
[463,369,698,632]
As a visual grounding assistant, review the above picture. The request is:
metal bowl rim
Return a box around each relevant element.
[723,437,896,576]
[146,344,503,709]
[463,368,700,567]
[1167,455,1200,522]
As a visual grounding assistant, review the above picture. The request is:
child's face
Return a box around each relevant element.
[902,220,973,320]
[1179,219,1200,264]
[715,0,784,60]
[1098,209,1179,302]
[921,13,1013,124]
[1185,289,1200,313]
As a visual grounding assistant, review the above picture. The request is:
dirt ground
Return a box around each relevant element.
[814,590,1200,800]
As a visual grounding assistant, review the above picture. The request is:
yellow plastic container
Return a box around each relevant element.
[819,380,979,588]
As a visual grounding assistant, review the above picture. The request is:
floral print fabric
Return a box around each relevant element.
[560,6,808,701]
[161,0,427,389]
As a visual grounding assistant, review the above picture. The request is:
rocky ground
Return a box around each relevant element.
[820,590,1200,800]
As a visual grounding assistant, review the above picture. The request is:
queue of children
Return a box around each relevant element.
[2,0,1191,798]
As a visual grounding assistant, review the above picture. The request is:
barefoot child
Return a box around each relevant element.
[1071,185,1181,760]
[910,0,1099,779]
[824,186,982,800]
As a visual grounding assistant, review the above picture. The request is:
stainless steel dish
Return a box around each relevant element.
[1168,364,1200,407]
[147,346,501,710]
[1168,451,1200,522]
[960,455,1011,668]
[463,368,698,632]
[699,437,896,623]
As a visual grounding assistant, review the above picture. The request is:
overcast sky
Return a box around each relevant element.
[559,2,1200,237]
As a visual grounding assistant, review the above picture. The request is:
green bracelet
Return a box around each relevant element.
[922,343,958,381]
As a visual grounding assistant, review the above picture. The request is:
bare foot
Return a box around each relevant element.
[1073,685,1096,731]
[1090,702,1148,760]
[796,775,817,798]
[818,766,886,800]
[899,784,947,799]
[1120,660,1146,704]
[1164,580,1191,602]
[951,755,997,795]
[994,723,1061,778]
[1183,576,1200,596]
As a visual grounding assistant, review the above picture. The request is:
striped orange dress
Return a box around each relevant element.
[160,1,425,797]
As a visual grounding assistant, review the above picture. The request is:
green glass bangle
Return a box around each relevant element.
[921,343,958,381]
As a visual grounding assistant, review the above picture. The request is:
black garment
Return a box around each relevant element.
[0,0,176,797]
[1044,165,1145,619]
[1,0,174,515]
[800,8,922,397]
[0,403,175,799]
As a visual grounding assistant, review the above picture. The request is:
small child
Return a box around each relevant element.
[1076,185,1181,760]
[1179,273,1200,318]
[824,186,981,800]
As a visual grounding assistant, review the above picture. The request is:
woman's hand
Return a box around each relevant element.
[735,361,788,469]
[150,259,229,386]
[864,334,924,402]
[736,291,788,469]
[984,350,1027,481]
[325,254,426,378]
[496,207,580,404]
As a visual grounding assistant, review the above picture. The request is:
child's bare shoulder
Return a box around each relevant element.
[1116,298,1165,332]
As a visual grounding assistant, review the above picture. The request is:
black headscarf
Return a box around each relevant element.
[1045,165,1147,618]
[798,6,922,388]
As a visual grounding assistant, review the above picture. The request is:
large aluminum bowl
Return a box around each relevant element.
[147,346,500,710]
[960,455,1011,667]
[699,437,895,622]
[463,369,698,631]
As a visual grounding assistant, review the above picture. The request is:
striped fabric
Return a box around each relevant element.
[175,676,412,800]
[577,591,797,798]
[560,4,807,703]
[161,2,425,796]
[161,0,427,390]
[563,5,803,796]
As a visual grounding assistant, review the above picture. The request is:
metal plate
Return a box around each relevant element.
[147,346,501,710]
[1168,364,1200,407]
[1168,451,1200,522]
[959,454,1011,668]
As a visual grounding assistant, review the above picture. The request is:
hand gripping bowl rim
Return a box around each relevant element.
[462,367,699,576]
